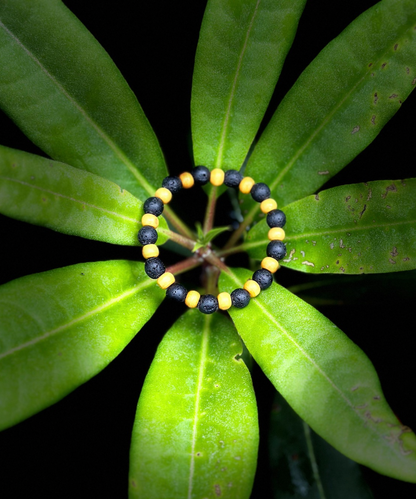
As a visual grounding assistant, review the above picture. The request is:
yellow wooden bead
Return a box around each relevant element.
[244,280,261,298]
[179,172,195,189]
[217,292,232,310]
[260,198,278,214]
[239,177,255,194]
[261,257,280,273]
[157,272,175,290]
[185,290,200,308]
[141,213,159,228]
[268,227,286,241]
[155,187,172,204]
[142,244,159,259]
[210,168,225,186]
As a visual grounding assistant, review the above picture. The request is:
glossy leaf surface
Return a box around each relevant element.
[219,267,416,482]
[191,0,306,170]
[269,391,373,499]
[0,261,164,431]
[242,0,416,218]
[245,179,416,274]
[0,145,168,246]
[129,311,258,498]
[0,0,167,201]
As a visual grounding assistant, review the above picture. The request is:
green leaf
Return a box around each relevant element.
[219,267,416,482]
[269,391,373,499]
[242,0,416,219]
[129,311,258,499]
[191,0,306,170]
[245,179,416,274]
[0,260,164,431]
[204,225,232,244]
[0,0,167,201]
[0,144,168,246]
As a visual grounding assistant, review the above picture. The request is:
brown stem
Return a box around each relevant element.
[163,205,195,240]
[158,228,196,251]
[199,247,230,274]
[203,186,218,234]
[166,256,202,276]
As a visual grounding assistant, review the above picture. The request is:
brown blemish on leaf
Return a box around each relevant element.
[368,62,373,67]
[373,395,381,400]
[389,93,398,99]
[401,179,407,186]
[371,115,376,125]
[359,204,367,219]
[315,193,320,201]
[131,480,137,488]
[301,250,305,257]
[214,484,222,496]
[351,385,359,392]
[340,267,346,273]
[389,258,396,264]
[406,67,410,74]
[351,125,360,134]
[339,239,345,249]
[318,170,329,175]
[394,43,399,51]
[283,249,296,263]
[345,195,351,202]
[412,77,416,85]
[374,92,378,104]
[302,261,315,267]
[336,260,339,265]
[381,183,397,198]
[403,257,410,262]
[330,243,334,249]
[196,452,202,457]
[391,247,398,257]
[381,62,387,69]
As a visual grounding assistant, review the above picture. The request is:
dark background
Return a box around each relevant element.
[0,1,415,497]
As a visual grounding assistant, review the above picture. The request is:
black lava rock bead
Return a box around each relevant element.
[251,182,270,202]
[267,240,287,260]
[138,226,158,245]
[162,176,182,194]
[166,283,187,302]
[267,209,286,228]
[224,169,243,188]
[144,258,165,279]
[198,294,219,314]
[252,269,273,290]
[192,166,211,185]
[144,197,164,217]
[230,288,250,309]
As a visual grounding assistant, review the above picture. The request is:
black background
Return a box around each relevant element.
[0,1,415,497]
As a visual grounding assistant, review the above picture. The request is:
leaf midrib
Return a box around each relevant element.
[0,280,151,361]
[0,175,139,223]
[0,18,155,197]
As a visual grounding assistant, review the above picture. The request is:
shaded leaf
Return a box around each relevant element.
[269,391,373,499]
[129,311,258,499]
[0,260,164,431]
[0,144,168,245]
[0,0,167,201]
[191,0,306,170]
[242,0,416,219]
[219,267,416,482]
[245,179,416,274]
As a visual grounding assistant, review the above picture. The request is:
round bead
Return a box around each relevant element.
[138,226,158,245]
[251,183,271,202]
[267,240,287,260]
[267,209,286,228]
[252,269,273,290]
[224,170,243,188]
[142,244,159,259]
[198,294,219,314]
[162,176,182,194]
[243,279,261,298]
[179,172,195,189]
[261,257,280,274]
[239,177,255,194]
[185,290,201,309]
[145,258,165,279]
[166,283,187,302]
[268,227,286,241]
[144,197,164,216]
[141,213,159,228]
[217,292,232,310]
[231,288,251,309]
[157,272,175,289]
[260,198,277,214]
[155,187,172,204]
[192,166,211,185]
[210,168,225,186]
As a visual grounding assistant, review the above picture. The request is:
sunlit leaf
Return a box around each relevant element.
[242,0,416,221]
[191,0,306,170]
[219,267,416,482]
[0,0,167,201]
[0,260,164,431]
[269,391,373,499]
[0,144,168,245]
[129,311,258,499]
[245,179,416,274]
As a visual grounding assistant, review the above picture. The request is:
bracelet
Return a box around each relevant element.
[138,166,286,314]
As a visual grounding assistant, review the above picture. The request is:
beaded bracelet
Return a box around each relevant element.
[138,166,286,314]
